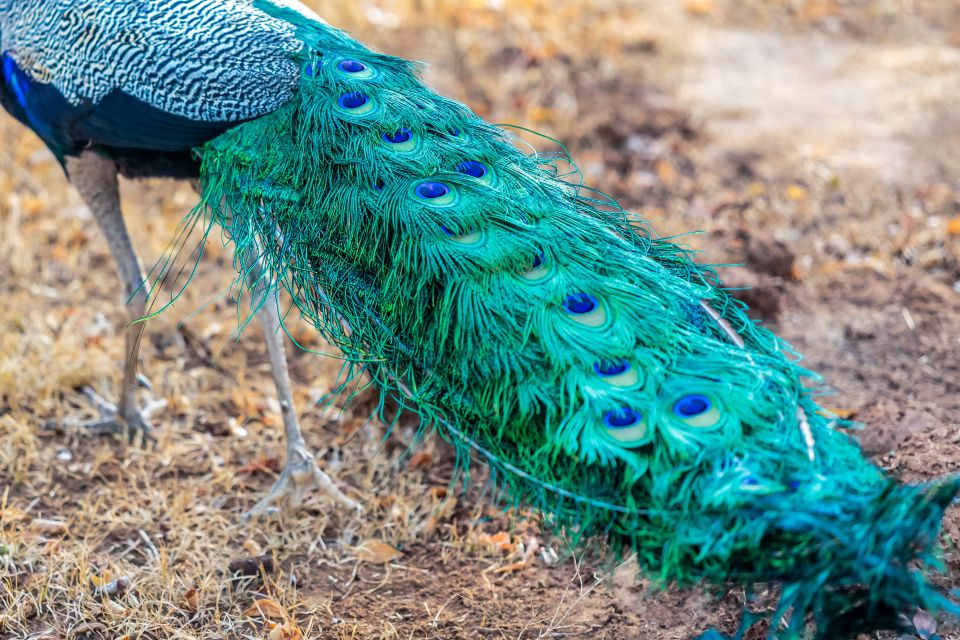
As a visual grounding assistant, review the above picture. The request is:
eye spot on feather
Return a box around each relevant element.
[457,160,496,185]
[601,407,649,446]
[417,182,448,198]
[564,293,596,314]
[440,225,483,246]
[562,293,608,327]
[412,181,459,207]
[447,127,469,144]
[338,59,364,72]
[672,394,722,429]
[382,128,420,153]
[457,161,486,177]
[595,359,627,376]
[674,394,709,417]
[594,359,641,387]
[335,58,377,79]
[339,92,367,108]
[372,178,385,191]
[336,92,376,115]
[383,129,411,144]
[520,251,551,282]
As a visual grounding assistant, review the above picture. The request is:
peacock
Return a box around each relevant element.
[1,2,957,638]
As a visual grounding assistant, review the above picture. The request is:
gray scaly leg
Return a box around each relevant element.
[242,269,359,519]
[60,151,165,444]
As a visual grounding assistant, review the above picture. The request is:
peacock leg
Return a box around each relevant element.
[241,271,359,519]
[57,151,165,445]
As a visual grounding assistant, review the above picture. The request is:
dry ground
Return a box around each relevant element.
[2,1,959,638]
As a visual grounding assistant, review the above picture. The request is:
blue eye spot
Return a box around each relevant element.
[742,476,760,486]
[439,225,454,237]
[457,161,488,179]
[594,359,629,377]
[603,407,642,429]
[383,128,412,144]
[337,59,367,73]
[673,394,711,418]
[303,61,317,77]
[338,92,368,109]
[372,178,385,191]
[531,251,545,269]
[448,127,461,137]
[563,293,598,315]
[788,480,800,492]
[415,182,450,199]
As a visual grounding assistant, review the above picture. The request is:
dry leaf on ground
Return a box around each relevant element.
[353,540,402,564]
[242,598,285,620]
[30,518,67,535]
[181,587,200,613]
[266,620,303,640]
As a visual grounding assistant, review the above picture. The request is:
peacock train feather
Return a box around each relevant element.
[182,5,960,637]
[5,0,952,636]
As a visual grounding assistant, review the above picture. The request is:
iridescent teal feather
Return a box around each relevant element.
[183,4,960,637]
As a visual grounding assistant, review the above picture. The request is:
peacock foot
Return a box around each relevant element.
[242,445,360,521]
[43,382,166,447]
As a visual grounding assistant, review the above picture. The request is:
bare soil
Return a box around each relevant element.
[1,1,958,639]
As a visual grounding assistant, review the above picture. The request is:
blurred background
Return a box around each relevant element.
[1,1,959,638]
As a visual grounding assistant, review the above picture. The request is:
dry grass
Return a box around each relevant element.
[2,1,960,639]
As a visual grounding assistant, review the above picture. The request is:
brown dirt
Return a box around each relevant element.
[1,1,959,639]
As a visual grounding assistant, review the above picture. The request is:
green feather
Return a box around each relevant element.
[169,5,960,637]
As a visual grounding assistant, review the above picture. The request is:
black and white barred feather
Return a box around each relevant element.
[0,0,303,122]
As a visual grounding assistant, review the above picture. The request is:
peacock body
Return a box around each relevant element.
[1,2,958,637]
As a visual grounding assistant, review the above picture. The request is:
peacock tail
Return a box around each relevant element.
[166,2,959,637]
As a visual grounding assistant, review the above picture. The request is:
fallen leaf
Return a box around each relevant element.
[236,456,280,475]
[407,451,433,470]
[486,532,514,552]
[268,621,303,640]
[242,598,285,620]
[30,518,67,535]
[182,587,200,613]
[353,540,402,564]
